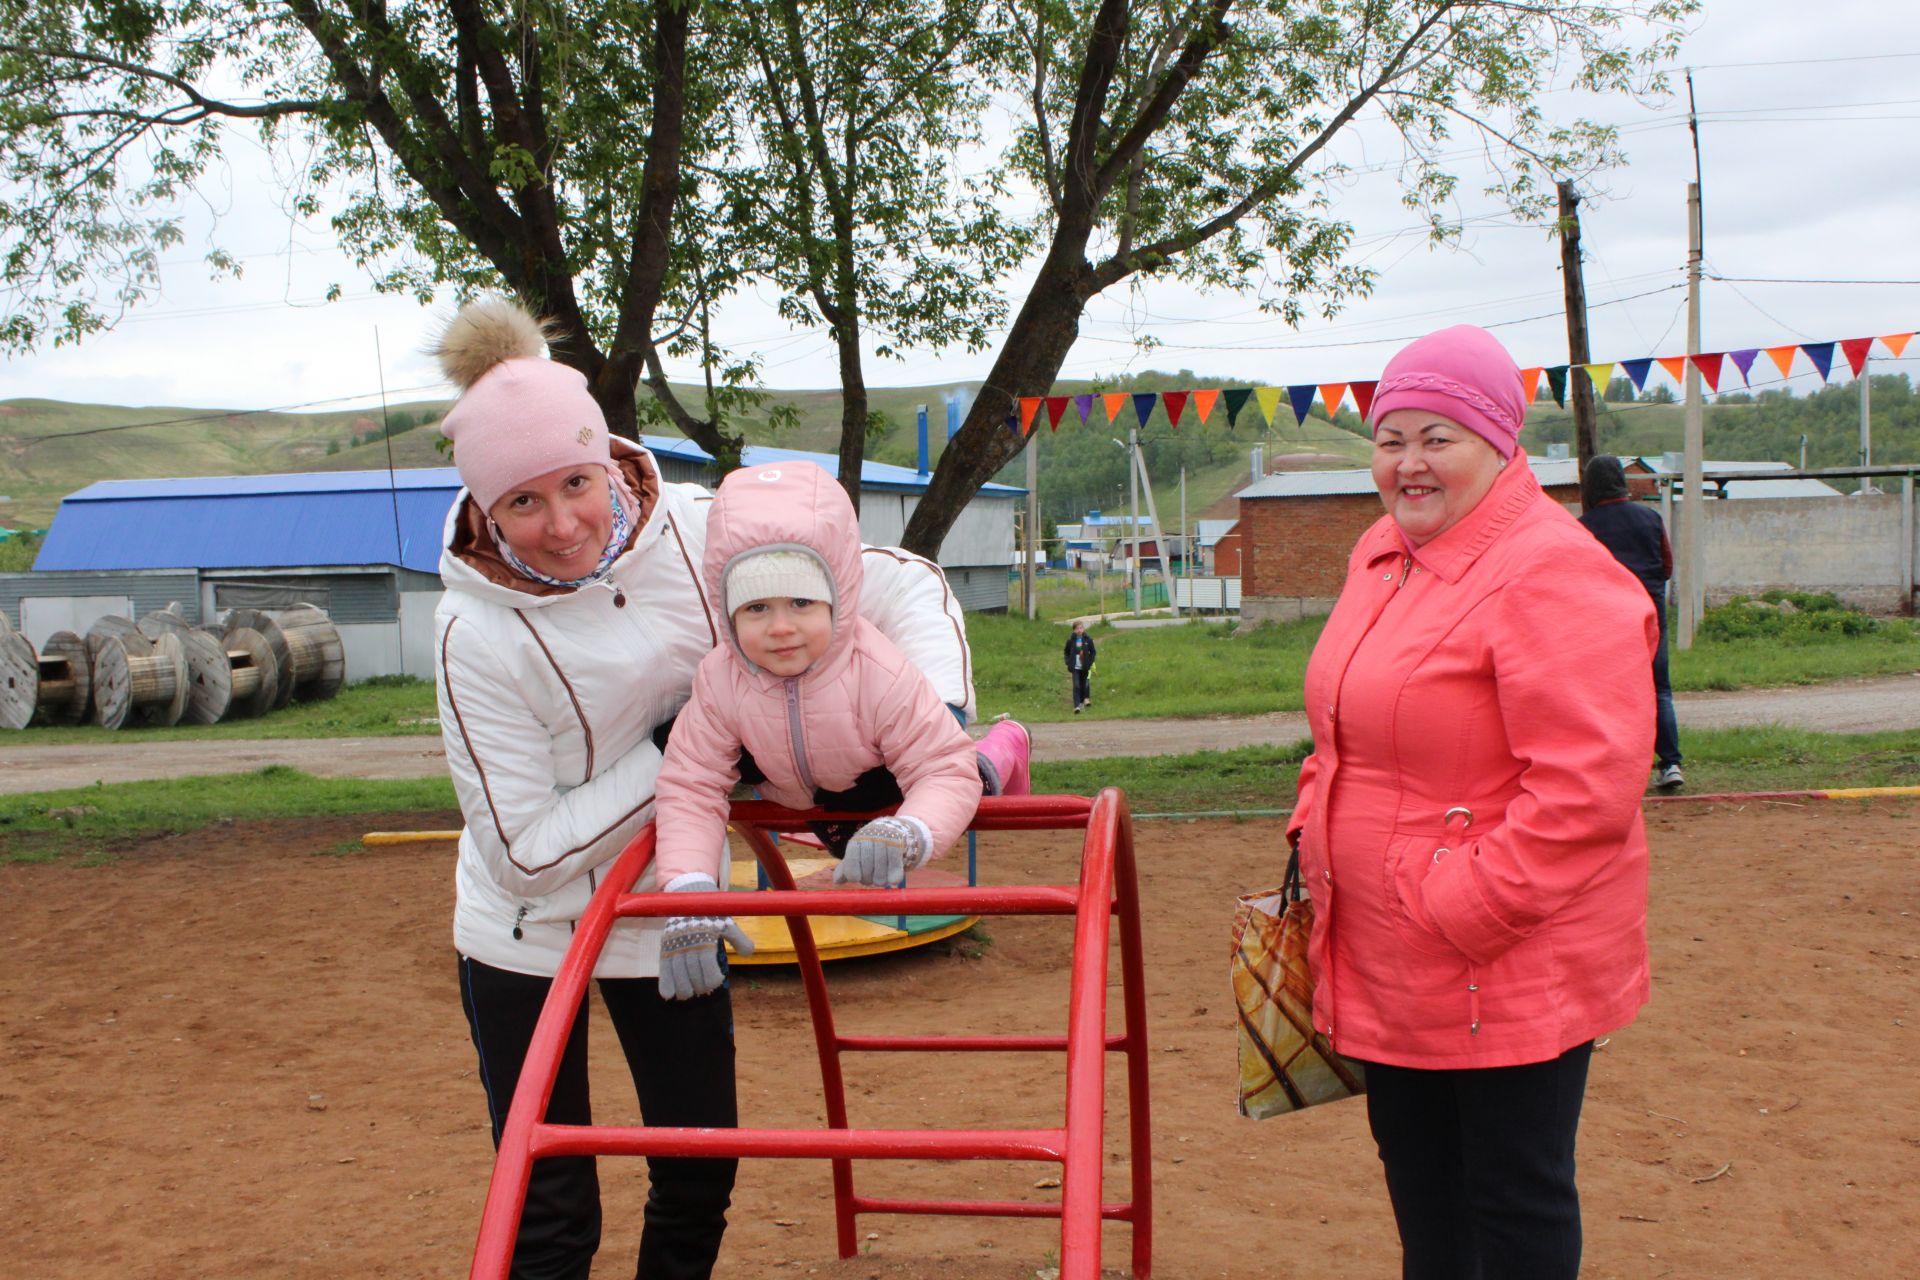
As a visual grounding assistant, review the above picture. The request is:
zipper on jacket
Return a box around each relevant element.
[512,904,528,941]
[785,678,817,792]
[1468,964,1482,1036]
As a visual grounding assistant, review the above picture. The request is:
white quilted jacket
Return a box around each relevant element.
[435,441,976,978]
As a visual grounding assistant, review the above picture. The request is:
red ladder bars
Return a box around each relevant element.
[470,790,1152,1280]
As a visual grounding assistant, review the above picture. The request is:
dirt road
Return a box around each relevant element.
[4,672,1918,794]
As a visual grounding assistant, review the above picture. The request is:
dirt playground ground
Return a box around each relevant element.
[2,801,1916,1278]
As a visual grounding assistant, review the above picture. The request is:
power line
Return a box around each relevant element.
[25,384,446,443]
[1707,274,1920,286]
[1690,51,1920,71]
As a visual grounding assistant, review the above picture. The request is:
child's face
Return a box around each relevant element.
[732,596,833,676]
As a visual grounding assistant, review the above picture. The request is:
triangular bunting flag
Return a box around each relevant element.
[1191,389,1219,424]
[1656,356,1688,385]
[1839,338,1874,378]
[1545,365,1568,408]
[1802,341,1835,382]
[1690,353,1724,393]
[1006,412,1022,438]
[1254,387,1283,426]
[1880,332,1913,358]
[1073,393,1094,424]
[1521,367,1545,402]
[1018,397,1042,436]
[1582,363,1615,395]
[1161,390,1189,427]
[1728,349,1760,385]
[1044,395,1071,430]
[1130,392,1159,428]
[1763,345,1799,379]
[1287,384,1317,426]
[1319,383,1349,418]
[1351,381,1377,421]
[1222,388,1252,426]
[1102,392,1129,423]
[1620,358,1653,391]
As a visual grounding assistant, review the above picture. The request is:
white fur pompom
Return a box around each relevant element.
[433,296,553,391]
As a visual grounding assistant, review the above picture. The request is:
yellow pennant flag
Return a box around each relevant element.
[1102,392,1129,423]
[1763,345,1800,379]
[1253,387,1283,426]
[1582,363,1615,393]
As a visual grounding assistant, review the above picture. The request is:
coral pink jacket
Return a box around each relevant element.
[653,463,981,885]
[1287,457,1658,1069]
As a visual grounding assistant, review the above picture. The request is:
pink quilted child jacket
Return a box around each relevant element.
[1287,457,1658,1069]
[653,462,982,886]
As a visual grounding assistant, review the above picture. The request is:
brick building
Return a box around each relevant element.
[1235,458,1582,624]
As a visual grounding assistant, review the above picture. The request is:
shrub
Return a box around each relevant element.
[1698,596,1902,643]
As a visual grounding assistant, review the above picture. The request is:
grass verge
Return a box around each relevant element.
[7,728,1918,862]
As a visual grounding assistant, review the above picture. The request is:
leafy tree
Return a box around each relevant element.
[899,0,1696,556]
[1603,376,1636,403]
[0,0,755,459]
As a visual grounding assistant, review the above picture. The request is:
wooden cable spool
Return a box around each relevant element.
[221,609,296,710]
[272,604,346,701]
[220,626,280,720]
[138,610,230,725]
[86,614,145,657]
[92,631,189,730]
[0,627,36,730]
[31,631,92,726]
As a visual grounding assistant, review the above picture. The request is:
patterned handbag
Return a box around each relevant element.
[1231,848,1365,1119]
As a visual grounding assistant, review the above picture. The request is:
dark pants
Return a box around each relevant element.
[1360,1042,1593,1280]
[1070,667,1091,708]
[1652,592,1681,768]
[459,955,739,1280]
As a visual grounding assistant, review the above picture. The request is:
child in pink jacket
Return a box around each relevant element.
[651,460,1030,999]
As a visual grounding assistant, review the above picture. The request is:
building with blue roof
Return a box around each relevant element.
[1,436,1021,681]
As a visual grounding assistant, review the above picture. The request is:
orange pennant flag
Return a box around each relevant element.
[1880,332,1914,358]
[1253,387,1283,426]
[1018,397,1042,436]
[1582,363,1615,393]
[1764,345,1799,379]
[1689,353,1724,392]
[1191,389,1219,423]
[1102,392,1129,423]
[1656,356,1688,385]
[1521,367,1544,402]
[1318,383,1349,418]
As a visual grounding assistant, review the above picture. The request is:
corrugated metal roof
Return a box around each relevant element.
[33,435,1018,574]
[1630,457,1845,499]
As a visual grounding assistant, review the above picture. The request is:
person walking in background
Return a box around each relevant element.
[1287,324,1658,1280]
[1580,454,1683,791]
[1063,620,1097,713]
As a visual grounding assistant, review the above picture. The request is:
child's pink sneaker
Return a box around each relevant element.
[975,717,1032,796]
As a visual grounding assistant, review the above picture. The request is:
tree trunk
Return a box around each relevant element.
[834,311,868,514]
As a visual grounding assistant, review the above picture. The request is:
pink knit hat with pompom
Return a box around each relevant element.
[1367,324,1527,459]
[434,297,612,513]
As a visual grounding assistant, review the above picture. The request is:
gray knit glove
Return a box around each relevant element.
[657,873,754,1001]
[834,815,933,888]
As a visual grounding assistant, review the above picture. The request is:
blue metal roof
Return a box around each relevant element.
[33,435,1016,574]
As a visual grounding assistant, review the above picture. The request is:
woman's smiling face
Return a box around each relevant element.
[1370,408,1505,545]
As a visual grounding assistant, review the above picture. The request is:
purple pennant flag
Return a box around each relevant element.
[1801,341,1835,382]
[1130,391,1159,427]
[1073,393,1094,424]
[1728,349,1760,385]
[1619,358,1653,392]
[1287,384,1317,426]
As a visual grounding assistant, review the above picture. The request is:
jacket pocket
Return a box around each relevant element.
[1382,830,1464,960]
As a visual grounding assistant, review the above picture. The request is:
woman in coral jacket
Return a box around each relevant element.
[430,297,974,1280]
[1287,325,1658,1280]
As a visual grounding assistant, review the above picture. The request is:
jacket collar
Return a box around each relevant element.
[1362,451,1544,584]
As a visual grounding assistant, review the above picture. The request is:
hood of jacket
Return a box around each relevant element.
[702,460,863,681]
[439,438,661,607]
[1581,454,1632,508]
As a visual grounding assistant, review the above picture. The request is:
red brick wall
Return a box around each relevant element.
[1239,481,1582,599]
[1213,532,1242,576]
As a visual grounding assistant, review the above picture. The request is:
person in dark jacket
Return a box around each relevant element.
[1063,621,1097,713]
[1580,455,1683,789]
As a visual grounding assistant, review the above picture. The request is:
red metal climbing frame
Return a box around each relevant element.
[469,790,1152,1280]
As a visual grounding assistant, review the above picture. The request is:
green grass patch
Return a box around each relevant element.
[9,675,443,745]
[0,766,455,861]
[1032,742,1313,813]
[1673,598,1918,691]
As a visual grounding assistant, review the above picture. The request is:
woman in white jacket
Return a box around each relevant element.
[432,298,974,1280]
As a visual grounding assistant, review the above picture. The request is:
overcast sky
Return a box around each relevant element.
[4,0,1916,415]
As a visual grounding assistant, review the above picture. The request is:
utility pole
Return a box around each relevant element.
[1024,425,1039,618]
[1130,444,1180,618]
[1677,180,1705,650]
[1859,354,1878,495]
[1557,180,1599,479]
[1128,427,1141,615]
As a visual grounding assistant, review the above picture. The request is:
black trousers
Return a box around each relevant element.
[1070,667,1091,707]
[459,955,739,1280]
[1360,1042,1593,1280]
